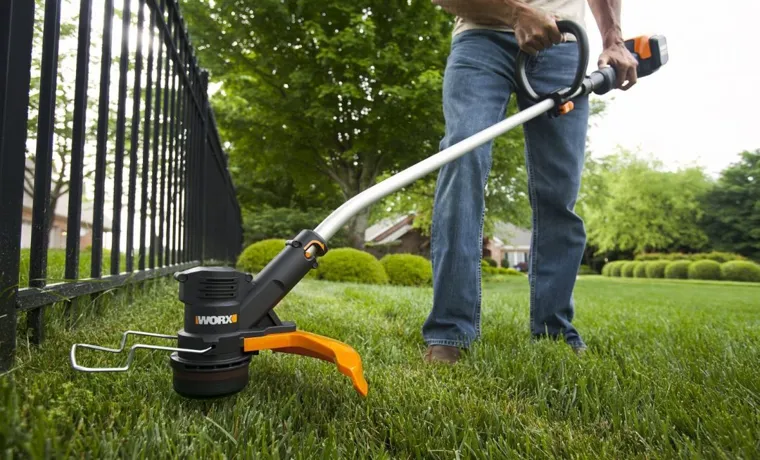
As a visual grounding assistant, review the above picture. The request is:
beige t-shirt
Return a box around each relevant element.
[452,0,586,38]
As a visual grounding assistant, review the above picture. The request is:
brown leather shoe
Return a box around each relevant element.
[423,345,461,364]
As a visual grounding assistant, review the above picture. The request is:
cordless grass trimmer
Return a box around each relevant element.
[70,21,667,398]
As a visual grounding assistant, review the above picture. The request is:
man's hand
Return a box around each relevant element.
[598,41,638,90]
[587,0,638,90]
[432,1,562,55]
[513,5,562,55]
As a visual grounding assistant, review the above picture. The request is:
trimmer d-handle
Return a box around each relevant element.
[517,20,668,116]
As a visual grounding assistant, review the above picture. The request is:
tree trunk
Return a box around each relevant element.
[45,194,58,245]
[346,206,371,249]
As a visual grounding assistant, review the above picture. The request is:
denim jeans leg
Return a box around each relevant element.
[422,31,516,349]
[516,42,590,348]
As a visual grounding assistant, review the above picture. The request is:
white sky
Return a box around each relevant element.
[581,0,760,176]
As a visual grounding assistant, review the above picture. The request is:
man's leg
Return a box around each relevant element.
[422,30,516,355]
[516,41,590,350]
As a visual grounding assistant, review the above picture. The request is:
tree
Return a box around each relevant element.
[579,149,712,255]
[371,97,531,237]
[181,0,453,247]
[698,149,760,261]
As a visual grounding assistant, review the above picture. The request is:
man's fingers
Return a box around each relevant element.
[616,66,627,88]
[621,65,637,90]
[538,32,553,49]
[547,23,562,45]
[522,43,539,55]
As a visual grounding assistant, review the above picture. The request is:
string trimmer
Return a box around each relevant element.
[70,21,667,398]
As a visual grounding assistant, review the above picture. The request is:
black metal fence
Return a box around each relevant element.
[0,0,243,371]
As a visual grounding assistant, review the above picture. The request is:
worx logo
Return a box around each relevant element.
[195,314,238,326]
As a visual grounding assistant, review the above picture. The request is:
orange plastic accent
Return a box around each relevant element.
[243,331,368,397]
[633,36,652,59]
[558,101,574,115]
[303,240,326,258]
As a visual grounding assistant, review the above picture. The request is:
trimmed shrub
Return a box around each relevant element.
[633,262,649,278]
[481,259,490,270]
[664,253,692,261]
[484,258,498,267]
[621,262,638,278]
[635,253,666,261]
[688,260,722,280]
[497,267,523,276]
[691,251,747,263]
[578,264,596,275]
[315,248,388,284]
[664,261,691,279]
[720,261,760,282]
[645,261,669,279]
[380,254,433,287]
[236,239,286,273]
[609,261,625,277]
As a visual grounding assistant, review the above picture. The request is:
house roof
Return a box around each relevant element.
[366,214,532,249]
[365,214,415,244]
[492,222,531,248]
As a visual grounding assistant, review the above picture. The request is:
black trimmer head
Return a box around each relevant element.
[70,230,369,399]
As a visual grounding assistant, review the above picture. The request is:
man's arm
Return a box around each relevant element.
[432,0,562,54]
[587,0,639,89]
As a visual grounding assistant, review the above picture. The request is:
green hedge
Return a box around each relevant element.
[236,239,286,273]
[645,261,669,279]
[578,264,596,275]
[635,251,746,263]
[688,260,722,280]
[602,257,760,283]
[634,262,649,278]
[315,248,388,284]
[380,254,433,287]
[621,262,638,278]
[483,258,498,267]
[604,261,625,277]
[721,261,760,282]
[664,261,691,279]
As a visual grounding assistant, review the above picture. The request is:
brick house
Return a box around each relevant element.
[20,159,109,250]
[364,213,531,268]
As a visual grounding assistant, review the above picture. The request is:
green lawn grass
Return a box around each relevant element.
[17,249,137,288]
[2,275,759,458]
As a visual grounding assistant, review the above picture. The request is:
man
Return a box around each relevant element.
[423,0,638,363]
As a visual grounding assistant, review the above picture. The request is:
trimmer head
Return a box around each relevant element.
[70,230,368,399]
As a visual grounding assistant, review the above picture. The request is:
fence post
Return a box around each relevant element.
[0,0,36,371]
[28,0,64,345]
[199,69,209,264]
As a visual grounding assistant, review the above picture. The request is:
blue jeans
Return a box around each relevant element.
[423,29,589,350]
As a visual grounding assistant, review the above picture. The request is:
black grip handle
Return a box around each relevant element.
[516,20,590,103]
[586,66,617,95]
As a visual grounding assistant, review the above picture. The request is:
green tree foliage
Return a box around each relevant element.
[578,149,712,254]
[241,206,350,248]
[372,98,531,237]
[698,149,760,261]
[181,0,454,247]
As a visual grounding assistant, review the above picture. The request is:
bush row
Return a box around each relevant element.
[480,259,525,277]
[236,241,527,287]
[236,239,433,286]
[633,251,747,263]
[601,259,760,282]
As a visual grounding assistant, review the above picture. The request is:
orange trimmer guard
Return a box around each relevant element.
[243,331,368,397]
